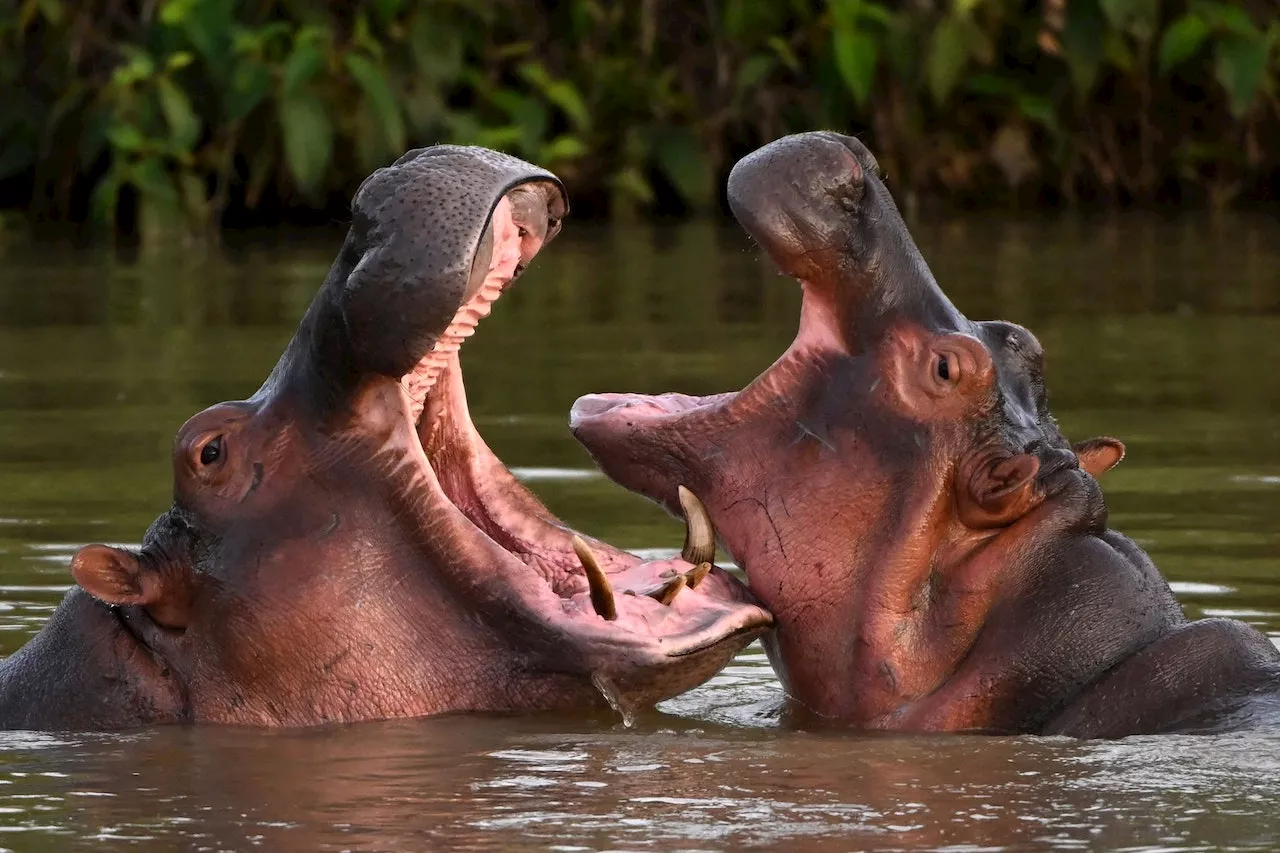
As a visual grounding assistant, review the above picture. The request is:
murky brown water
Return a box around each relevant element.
[0,213,1279,850]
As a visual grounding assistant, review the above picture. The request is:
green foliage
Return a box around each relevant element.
[2,0,1279,238]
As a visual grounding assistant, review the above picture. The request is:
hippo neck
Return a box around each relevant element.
[887,482,1188,732]
[252,236,366,420]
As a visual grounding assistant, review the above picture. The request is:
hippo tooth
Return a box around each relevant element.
[653,574,687,606]
[686,561,712,589]
[571,535,617,621]
[678,485,717,565]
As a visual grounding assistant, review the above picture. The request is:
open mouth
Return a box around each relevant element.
[388,188,771,667]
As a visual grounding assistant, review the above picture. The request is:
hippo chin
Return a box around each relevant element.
[570,131,1280,738]
[0,146,770,731]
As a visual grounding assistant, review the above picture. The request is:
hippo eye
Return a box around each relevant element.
[937,356,951,381]
[517,226,528,238]
[200,437,223,466]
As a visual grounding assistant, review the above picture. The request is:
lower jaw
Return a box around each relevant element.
[418,356,643,591]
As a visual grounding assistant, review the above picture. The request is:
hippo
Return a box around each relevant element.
[0,146,770,730]
[569,131,1280,737]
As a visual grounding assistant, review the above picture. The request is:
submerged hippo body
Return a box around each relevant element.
[0,146,769,731]
[571,132,1280,737]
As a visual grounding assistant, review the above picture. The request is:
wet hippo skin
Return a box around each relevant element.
[570,131,1280,738]
[0,146,771,730]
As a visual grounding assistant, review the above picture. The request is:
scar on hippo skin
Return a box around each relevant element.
[570,130,1280,738]
[0,145,770,731]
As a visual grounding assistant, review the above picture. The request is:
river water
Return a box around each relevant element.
[0,213,1278,850]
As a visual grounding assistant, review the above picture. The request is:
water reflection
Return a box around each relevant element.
[1,690,1279,851]
[0,214,1279,849]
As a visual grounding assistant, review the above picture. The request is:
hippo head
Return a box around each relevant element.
[50,146,768,728]
[570,133,1126,724]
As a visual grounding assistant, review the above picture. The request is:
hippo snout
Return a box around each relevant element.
[726,131,881,280]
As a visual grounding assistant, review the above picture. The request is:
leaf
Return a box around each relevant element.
[372,0,406,23]
[1061,0,1107,94]
[282,38,325,95]
[832,27,878,105]
[518,62,591,130]
[345,53,406,152]
[353,100,389,173]
[171,0,235,67]
[927,14,971,104]
[768,36,802,73]
[34,0,64,25]
[965,72,1019,98]
[858,2,893,26]
[159,0,199,26]
[225,61,272,122]
[828,0,859,31]
[1100,0,1158,40]
[540,134,588,163]
[488,90,548,155]
[1195,2,1260,37]
[156,77,201,151]
[409,13,463,80]
[1014,94,1060,135]
[736,54,776,92]
[1215,32,1270,118]
[611,167,654,205]
[112,50,156,87]
[106,123,146,153]
[653,127,714,210]
[278,89,333,193]
[1158,14,1210,75]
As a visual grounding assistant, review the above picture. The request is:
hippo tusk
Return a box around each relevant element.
[686,561,712,589]
[678,485,716,565]
[572,536,617,621]
[650,574,688,606]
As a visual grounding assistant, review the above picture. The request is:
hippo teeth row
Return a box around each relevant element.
[568,487,719,621]
[401,278,506,425]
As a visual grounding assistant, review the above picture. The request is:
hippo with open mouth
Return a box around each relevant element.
[0,146,770,730]
[571,131,1280,737]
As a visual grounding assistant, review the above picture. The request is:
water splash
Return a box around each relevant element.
[591,673,636,728]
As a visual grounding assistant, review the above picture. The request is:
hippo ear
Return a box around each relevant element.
[1073,437,1125,477]
[959,454,1041,528]
[70,545,191,630]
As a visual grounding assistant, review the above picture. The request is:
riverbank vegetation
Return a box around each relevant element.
[2,0,1278,238]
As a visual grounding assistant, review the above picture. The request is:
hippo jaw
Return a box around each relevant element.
[54,147,769,729]
[570,132,1131,726]
[376,186,769,689]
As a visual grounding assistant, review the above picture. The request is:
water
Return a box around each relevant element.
[0,213,1279,850]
